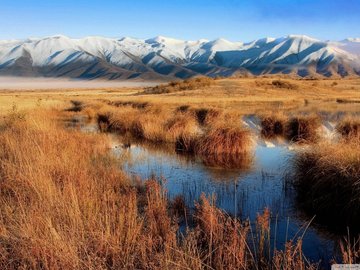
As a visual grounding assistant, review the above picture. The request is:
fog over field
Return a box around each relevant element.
[0,77,159,90]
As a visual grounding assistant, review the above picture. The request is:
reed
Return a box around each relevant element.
[142,77,214,94]
[196,125,253,156]
[294,139,360,228]
[286,116,320,142]
[194,108,222,126]
[260,114,287,138]
[337,118,360,139]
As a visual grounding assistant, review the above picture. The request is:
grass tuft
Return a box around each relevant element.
[286,116,320,142]
[294,139,360,229]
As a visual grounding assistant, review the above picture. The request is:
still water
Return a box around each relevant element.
[111,136,338,266]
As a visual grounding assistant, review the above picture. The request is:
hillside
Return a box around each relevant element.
[0,35,359,80]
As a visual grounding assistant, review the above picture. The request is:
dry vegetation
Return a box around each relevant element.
[0,77,359,269]
[260,114,321,142]
[141,77,214,94]
[285,116,320,142]
[0,108,319,269]
[260,114,287,138]
[337,119,360,139]
[294,138,360,228]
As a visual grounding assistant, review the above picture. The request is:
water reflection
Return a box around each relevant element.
[111,135,339,265]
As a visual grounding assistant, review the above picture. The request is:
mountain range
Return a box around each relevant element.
[0,35,360,80]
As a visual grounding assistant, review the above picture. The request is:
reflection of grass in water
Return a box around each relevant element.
[201,153,253,170]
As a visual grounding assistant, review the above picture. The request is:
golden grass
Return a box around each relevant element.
[286,116,320,143]
[0,77,359,268]
[1,77,359,117]
[337,118,360,139]
[260,113,287,138]
[0,106,351,269]
[142,77,214,94]
[196,125,253,156]
[294,138,360,228]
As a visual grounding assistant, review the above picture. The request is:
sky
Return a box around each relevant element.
[0,0,359,41]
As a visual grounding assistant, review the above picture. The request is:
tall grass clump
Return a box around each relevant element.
[97,107,138,133]
[196,125,253,156]
[194,108,222,126]
[0,110,146,269]
[294,139,360,228]
[164,114,199,143]
[337,118,360,139]
[271,80,299,90]
[286,116,320,142]
[260,114,287,138]
[142,77,214,94]
[194,125,254,169]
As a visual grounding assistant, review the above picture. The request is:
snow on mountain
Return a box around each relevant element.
[0,35,359,80]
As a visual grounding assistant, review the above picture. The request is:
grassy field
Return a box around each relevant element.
[1,77,359,114]
[0,77,359,269]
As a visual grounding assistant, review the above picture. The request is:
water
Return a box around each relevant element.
[71,117,344,267]
[111,136,339,266]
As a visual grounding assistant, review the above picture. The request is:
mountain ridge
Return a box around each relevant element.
[0,35,359,80]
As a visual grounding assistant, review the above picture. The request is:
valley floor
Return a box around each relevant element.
[0,77,359,114]
[0,76,359,269]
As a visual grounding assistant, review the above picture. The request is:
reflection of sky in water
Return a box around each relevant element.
[114,142,338,267]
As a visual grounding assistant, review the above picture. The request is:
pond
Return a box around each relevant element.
[110,135,339,267]
[71,115,345,268]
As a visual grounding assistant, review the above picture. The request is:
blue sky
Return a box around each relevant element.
[1,0,359,41]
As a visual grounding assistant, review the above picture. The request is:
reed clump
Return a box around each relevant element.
[286,116,320,142]
[164,114,199,143]
[97,107,138,134]
[260,114,287,138]
[294,139,360,228]
[142,77,214,94]
[196,125,253,156]
[66,100,84,112]
[175,134,198,154]
[271,80,299,90]
[337,119,360,139]
[194,108,222,126]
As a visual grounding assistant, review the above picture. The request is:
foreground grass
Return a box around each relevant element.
[294,138,360,229]
[0,108,323,269]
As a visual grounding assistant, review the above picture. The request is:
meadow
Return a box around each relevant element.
[0,76,359,269]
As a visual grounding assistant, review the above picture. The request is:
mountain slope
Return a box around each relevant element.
[0,35,359,80]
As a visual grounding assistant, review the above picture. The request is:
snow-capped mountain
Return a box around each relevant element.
[0,35,359,80]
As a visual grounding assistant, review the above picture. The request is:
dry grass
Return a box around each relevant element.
[164,114,199,142]
[271,80,299,90]
[142,77,214,94]
[196,125,253,156]
[194,108,222,126]
[286,116,320,143]
[0,109,138,269]
[294,138,360,228]
[97,104,199,144]
[260,114,287,138]
[0,77,359,268]
[337,118,360,139]
[0,107,322,269]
